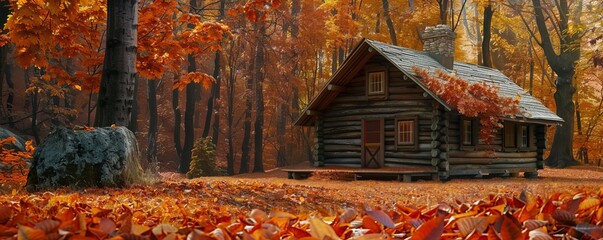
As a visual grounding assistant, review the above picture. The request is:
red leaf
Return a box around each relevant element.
[499,214,524,240]
[365,209,395,228]
[574,223,603,239]
[409,215,445,240]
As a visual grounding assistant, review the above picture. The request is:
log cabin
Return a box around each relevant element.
[293,25,563,179]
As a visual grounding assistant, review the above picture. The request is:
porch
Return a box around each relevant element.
[281,163,438,182]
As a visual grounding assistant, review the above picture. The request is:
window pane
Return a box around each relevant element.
[368,72,385,94]
[521,126,528,147]
[398,120,414,145]
[463,120,472,145]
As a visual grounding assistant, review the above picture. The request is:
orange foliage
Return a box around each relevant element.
[5,0,106,92]
[413,67,521,144]
[173,72,215,91]
[242,0,282,22]
[0,180,601,239]
[0,137,34,183]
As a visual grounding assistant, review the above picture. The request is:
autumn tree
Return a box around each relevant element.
[4,0,106,142]
[95,0,139,128]
[523,0,582,167]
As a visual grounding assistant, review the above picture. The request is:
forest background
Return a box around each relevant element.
[0,0,602,175]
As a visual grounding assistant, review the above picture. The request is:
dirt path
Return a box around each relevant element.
[158,166,603,210]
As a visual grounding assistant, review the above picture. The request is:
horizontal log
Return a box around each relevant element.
[323,126,361,135]
[388,95,432,101]
[384,151,432,159]
[448,157,537,165]
[389,87,425,94]
[384,158,432,165]
[323,121,359,128]
[323,132,361,139]
[324,158,362,165]
[323,107,432,117]
[328,100,431,109]
[323,163,362,168]
[448,163,538,170]
[384,163,434,168]
[448,151,537,158]
[323,139,361,145]
[323,112,432,123]
[324,145,361,152]
[324,151,361,158]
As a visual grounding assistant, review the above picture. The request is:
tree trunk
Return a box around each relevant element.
[531,0,581,168]
[147,78,158,164]
[239,69,252,174]
[5,61,13,127]
[253,23,266,173]
[95,0,138,128]
[210,0,226,147]
[481,4,493,68]
[528,37,534,94]
[548,79,576,167]
[381,0,397,45]
[179,0,200,173]
[437,0,449,25]
[202,52,218,139]
[129,76,139,132]
[172,88,182,158]
[226,39,238,176]
[179,54,197,173]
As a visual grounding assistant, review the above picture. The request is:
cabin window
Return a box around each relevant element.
[520,125,529,148]
[398,120,414,144]
[462,120,473,145]
[504,122,516,148]
[460,118,479,148]
[395,116,418,150]
[367,71,385,95]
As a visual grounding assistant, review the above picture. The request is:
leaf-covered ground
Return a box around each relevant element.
[1,166,603,239]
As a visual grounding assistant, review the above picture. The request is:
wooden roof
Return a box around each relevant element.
[295,39,564,126]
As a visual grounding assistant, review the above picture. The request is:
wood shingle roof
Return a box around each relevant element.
[295,39,563,126]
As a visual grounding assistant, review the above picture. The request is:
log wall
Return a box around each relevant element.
[319,57,434,167]
[439,111,541,176]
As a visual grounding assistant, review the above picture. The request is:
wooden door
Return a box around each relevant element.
[362,119,384,168]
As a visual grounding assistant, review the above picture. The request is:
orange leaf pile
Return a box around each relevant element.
[0,137,34,183]
[0,179,601,239]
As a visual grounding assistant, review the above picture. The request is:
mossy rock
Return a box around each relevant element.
[26,126,144,191]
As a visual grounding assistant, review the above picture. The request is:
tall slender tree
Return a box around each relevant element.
[381,0,397,45]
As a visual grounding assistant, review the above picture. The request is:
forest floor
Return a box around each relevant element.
[1,165,603,239]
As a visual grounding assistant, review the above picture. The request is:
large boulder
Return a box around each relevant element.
[26,126,145,191]
[0,128,27,151]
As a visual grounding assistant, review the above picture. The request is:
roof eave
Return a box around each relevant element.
[294,39,373,126]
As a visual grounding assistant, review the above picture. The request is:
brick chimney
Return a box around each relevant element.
[422,25,456,69]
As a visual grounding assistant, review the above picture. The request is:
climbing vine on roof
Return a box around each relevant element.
[413,66,521,144]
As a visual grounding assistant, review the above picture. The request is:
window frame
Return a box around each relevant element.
[365,66,388,100]
[520,125,529,148]
[516,123,536,151]
[460,117,480,150]
[395,116,419,150]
